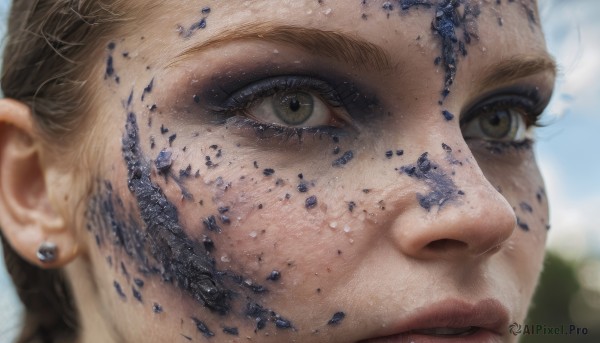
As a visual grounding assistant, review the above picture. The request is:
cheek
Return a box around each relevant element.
[477,149,549,279]
[473,143,550,232]
[83,106,374,333]
[169,150,366,296]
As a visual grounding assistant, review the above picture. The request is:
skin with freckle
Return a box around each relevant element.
[0,0,555,342]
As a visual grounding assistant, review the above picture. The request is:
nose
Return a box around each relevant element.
[390,144,516,260]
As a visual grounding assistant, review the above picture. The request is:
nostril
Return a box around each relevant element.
[425,239,468,252]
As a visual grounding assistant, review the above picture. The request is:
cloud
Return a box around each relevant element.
[541,0,600,118]
[540,155,600,260]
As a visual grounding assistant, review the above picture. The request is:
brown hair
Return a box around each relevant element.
[1,1,126,342]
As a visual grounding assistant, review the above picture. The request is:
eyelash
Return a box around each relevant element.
[461,93,544,129]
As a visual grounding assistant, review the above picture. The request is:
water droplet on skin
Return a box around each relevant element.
[221,255,231,263]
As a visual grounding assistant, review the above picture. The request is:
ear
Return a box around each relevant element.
[0,98,79,268]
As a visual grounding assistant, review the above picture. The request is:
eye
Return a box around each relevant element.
[461,95,540,142]
[215,76,350,129]
[249,90,337,127]
[463,108,526,141]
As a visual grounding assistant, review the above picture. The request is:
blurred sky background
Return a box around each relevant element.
[0,0,599,341]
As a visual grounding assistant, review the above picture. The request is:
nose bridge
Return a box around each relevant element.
[388,139,517,260]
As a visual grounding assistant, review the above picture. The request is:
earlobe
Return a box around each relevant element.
[0,98,79,268]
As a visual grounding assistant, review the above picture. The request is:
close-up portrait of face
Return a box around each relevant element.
[0,0,568,342]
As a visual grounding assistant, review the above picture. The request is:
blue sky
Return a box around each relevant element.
[0,0,599,338]
[535,0,600,260]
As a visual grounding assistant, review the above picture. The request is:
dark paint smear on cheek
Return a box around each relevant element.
[297,182,309,193]
[246,302,294,331]
[400,152,462,210]
[332,151,354,167]
[516,216,530,231]
[132,286,143,302]
[203,215,222,233]
[519,201,533,213]
[266,270,281,281]
[121,112,231,314]
[154,149,173,173]
[327,311,346,326]
[223,326,239,336]
[192,317,215,338]
[536,187,546,204]
[141,78,154,102]
[305,195,318,209]
[87,111,295,334]
[134,278,144,287]
[113,280,126,299]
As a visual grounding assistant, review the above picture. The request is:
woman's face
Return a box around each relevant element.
[72,1,554,342]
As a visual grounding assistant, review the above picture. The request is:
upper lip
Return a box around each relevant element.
[363,298,509,340]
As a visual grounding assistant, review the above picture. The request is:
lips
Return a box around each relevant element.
[411,327,480,336]
[359,298,509,343]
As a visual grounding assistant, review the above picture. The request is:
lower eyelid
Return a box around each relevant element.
[222,115,346,143]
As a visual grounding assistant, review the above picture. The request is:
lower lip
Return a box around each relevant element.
[361,328,504,343]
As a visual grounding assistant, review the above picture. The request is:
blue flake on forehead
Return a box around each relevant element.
[402,0,481,102]
[395,0,538,102]
[178,6,212,38]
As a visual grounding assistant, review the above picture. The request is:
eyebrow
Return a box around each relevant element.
[478,54,557,90]
[168,23,393,71]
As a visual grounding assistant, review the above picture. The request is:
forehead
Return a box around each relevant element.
[140,1,544,44]
[128,1,548,76]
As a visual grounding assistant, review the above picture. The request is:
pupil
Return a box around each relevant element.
[289,98,301,112]
[488,112,503,126]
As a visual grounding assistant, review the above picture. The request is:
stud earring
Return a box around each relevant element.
[36,241,58,263]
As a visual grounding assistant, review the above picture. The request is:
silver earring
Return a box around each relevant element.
[36,241,58,263]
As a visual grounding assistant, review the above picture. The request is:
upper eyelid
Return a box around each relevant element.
[246,76,335,94]
[219,76,344,110]
[460,89,546,125]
